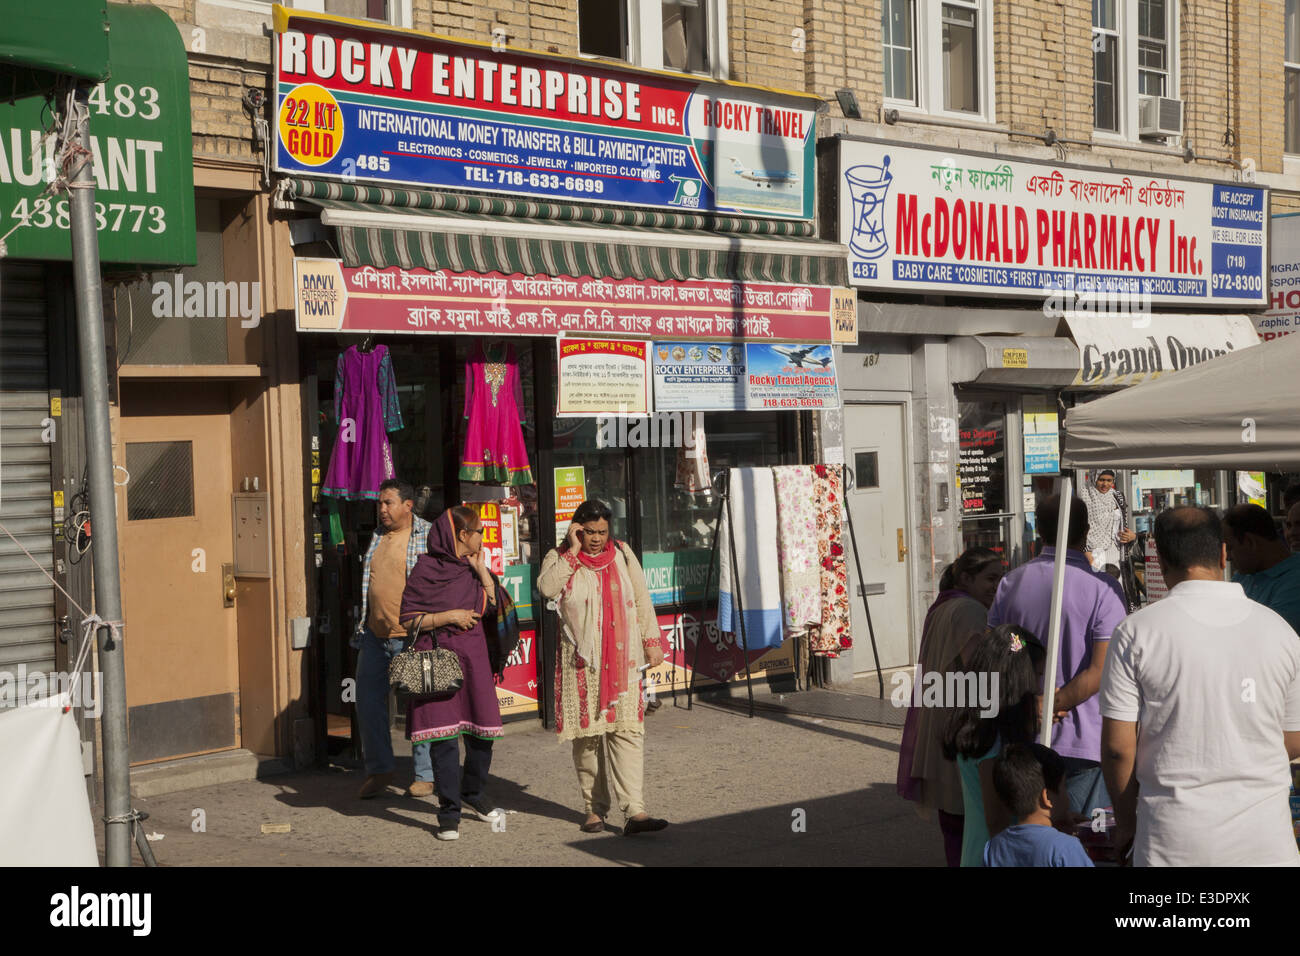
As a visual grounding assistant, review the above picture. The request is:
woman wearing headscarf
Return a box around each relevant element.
[538,499,669,835]
[400,505,503,842]
[895,547,1004,866]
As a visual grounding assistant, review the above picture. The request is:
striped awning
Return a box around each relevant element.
[284,179,848,287]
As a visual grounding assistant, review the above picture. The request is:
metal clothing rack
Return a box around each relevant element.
[683,464,887,715]
[687,468,757,717]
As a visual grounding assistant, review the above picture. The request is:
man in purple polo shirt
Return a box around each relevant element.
[987,494,1128,816]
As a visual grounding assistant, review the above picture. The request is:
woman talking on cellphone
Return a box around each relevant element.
[538,499,670,835]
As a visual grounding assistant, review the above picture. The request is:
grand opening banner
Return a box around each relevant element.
[838,139,1267,306]
[272,6,815,219]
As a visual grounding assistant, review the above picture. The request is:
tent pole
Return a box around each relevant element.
[1040,475,1072,746]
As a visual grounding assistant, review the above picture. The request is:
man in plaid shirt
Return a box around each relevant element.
[353,479,434,799]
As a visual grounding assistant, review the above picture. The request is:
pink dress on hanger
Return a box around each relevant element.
[459,341,534,485]
[322,344,402,500]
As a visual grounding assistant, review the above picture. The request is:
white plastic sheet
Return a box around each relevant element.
[0,702,99,866]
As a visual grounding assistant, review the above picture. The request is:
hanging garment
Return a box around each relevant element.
[460,341,534,485]
[322,344,402,500]
[772,465,823,638]
[674,416,712,493]
[809,464,852,657]
[716,468,784,649]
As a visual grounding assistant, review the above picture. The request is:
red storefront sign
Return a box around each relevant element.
[294,258,837,342]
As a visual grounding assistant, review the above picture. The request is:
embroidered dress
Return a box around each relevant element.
[772,465,822,638]
[322,345,402,500]
[460,341,534,485]
[538,542,664,743]
[809,465,852,656]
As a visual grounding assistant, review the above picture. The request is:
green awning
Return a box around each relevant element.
[0,0,109,101]
[285,178,847,287]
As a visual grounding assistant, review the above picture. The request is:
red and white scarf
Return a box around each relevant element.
[576,541,633,719]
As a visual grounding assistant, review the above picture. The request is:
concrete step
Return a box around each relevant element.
[129,748,292,798]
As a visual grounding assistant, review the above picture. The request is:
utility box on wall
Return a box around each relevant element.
[233,493,271,577]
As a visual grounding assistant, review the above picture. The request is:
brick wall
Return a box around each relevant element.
[993,0,1092,142]
[729,0,805,92]
[1232,0,1286,174]
[799,0,879,107]
[131,0,1295,187]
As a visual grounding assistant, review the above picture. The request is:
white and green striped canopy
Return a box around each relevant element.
[286,179,847,286]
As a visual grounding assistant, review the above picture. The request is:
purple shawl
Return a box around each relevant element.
[399,509,488,626]
[896,589,969,802]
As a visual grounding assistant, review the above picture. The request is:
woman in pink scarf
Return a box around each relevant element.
[538,499,669,835]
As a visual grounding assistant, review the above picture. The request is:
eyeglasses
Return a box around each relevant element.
[464,527,484,536]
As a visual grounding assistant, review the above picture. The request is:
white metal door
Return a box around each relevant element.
[843,403,913,671]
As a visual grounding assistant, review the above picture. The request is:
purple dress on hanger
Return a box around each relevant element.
[459,341,533,485]
[322,344,403,500]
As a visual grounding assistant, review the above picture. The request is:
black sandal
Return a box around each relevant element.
[623,816,669,836]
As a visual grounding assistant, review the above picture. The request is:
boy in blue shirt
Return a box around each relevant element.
[983,743,1095,867]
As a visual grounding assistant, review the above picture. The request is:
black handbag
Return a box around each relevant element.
[389,616,463,697]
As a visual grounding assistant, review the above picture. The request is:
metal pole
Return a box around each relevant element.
[685,476,725,710]
[66,84,132,866]
[1039,474,1072,747]
[722,475,755,718]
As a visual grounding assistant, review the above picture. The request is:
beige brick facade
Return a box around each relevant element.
[124,0,1295,188]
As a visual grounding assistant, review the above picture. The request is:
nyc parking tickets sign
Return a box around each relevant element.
[272,6,815,219]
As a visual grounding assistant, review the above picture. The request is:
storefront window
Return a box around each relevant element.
[636,411,790,607]
[958,399,1011,560]
[553,417,632,544]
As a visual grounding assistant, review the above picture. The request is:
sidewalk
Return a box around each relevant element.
[95,688,941,867]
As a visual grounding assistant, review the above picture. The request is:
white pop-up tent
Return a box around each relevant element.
[1038,331,1300,742]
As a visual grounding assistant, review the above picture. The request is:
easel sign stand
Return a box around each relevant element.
[686,469,757,717]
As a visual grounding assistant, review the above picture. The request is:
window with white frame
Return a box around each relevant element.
[880,0,994,120]
[1287,0,1300,153]
[213,0,409,27]
[882,0,917,104]
[578,0,728,79]
[1092,0,1178,139]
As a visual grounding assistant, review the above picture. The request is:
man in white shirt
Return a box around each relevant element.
[1100,506,1300,866]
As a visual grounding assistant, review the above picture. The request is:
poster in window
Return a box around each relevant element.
[1022,394,1060,475]
[958,403,1006,516]
[556,338,652,417]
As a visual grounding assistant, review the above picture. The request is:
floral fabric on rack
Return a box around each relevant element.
[772,466,822,638]
[810,465,852,656]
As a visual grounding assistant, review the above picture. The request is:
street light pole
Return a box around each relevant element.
[65,82,132,867]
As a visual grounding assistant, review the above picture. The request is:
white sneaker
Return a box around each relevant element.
[435,827,459,841]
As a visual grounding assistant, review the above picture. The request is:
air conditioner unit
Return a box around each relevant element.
[1138,95,1183,137]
